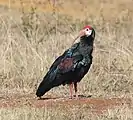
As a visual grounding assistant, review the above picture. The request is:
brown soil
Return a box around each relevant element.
[0,94,131,114]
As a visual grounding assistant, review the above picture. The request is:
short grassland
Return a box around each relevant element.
[0,0,133,119]
[0,103,133,120]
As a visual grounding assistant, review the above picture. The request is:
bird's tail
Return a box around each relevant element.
[36,69,57,98]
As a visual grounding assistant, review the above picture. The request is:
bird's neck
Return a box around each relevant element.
[80,36,94,47]
[79,36,94,56]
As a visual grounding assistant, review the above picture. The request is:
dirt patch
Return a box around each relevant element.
[0,94,131,114]
[33,97,131,114]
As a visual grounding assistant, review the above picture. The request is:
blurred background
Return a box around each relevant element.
[0,0,133,98]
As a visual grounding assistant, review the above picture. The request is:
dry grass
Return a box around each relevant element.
[0,103,133,120]
[0,0,133,119]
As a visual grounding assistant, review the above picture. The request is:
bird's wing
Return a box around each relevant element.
[36,43,81,97]
[48,43,80,71]
[57,55,83,73]
[43,42,82,79]
[52,43,82,73]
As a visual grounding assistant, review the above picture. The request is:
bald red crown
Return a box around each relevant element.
[83,25,92,29]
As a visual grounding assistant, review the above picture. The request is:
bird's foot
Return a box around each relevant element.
[69,95,73,99]
[38,96,42,100]
[73,94,79,99]
[69,95,79,99]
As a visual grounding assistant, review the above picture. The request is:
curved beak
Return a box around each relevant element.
[72,30,85,44]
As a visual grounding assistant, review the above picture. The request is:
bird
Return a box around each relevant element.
[36,25,95,99]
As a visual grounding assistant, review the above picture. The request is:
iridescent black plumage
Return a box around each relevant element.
[36,27,95,98]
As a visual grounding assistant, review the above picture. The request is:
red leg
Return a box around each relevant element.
[69,83,73,99]
[74,83,78,98]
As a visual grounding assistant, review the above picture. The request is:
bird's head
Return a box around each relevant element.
[80,26,95,38]
[73,25,95,43]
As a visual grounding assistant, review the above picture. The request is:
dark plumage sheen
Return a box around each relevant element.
[36,26,95,98]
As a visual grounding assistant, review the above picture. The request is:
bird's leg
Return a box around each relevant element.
[39,96,42,100]
[69,83,74,99]
[74,82,78,99]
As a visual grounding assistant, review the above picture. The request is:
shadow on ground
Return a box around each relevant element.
[0,93,131,114]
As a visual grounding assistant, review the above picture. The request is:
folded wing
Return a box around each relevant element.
[36,43,83,97]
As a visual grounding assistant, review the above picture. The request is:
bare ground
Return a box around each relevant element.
[0,93,131,115]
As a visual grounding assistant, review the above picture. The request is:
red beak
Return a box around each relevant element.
[72,30,85,44]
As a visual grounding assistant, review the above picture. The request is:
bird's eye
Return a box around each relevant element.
[86,29,89,31]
